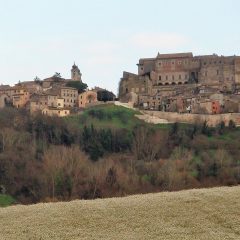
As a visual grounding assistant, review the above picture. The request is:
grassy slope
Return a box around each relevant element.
[65,104,175,131]
[0,186,240,240]
[65,104,143,130]
[0,194,15,207]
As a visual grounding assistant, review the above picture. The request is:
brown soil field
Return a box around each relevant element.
[0,186,240,240]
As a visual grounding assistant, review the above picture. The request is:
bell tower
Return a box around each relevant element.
[71,62,82,81]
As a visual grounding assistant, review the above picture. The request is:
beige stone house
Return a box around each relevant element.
[30,94,48,114]
[60,87,78,108]
[11,86,30,108]
[78,90,98,108]
[42,107,70,117]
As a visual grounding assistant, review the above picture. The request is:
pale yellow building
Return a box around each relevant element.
[60,87,78,108]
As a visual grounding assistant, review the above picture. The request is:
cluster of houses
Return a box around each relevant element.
[0,63,115,117]
[138,87,240,114]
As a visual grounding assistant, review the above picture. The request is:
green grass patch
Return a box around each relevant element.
[65,104,143,130]
[0,194,15,207]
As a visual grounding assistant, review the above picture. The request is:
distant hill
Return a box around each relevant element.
[1,186,240,240]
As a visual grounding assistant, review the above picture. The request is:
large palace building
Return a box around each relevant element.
[119,52,240,113]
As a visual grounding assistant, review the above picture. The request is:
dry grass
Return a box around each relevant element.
[1,186,240,240]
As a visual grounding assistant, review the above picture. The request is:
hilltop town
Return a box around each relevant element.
[0,63,115,116]
[119,52,240,114]
[1,53,240,118]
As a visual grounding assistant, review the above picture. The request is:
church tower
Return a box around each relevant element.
[71,62,82,81]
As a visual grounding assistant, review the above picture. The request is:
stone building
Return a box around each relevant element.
[30,93,68,116]
[30,94,48,114]
[60,87,78,108]
[42,107,70,117]
[119,52,240,113]
[4,86,30,108]
[78,90,98,108]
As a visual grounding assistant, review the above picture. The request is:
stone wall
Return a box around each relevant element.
[142,110,240,126]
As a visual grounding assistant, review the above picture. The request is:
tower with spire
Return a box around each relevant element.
[71,62,82,81]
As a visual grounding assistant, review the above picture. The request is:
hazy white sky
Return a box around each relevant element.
[0,0,240,94]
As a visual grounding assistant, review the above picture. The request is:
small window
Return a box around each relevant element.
[166,76,168,80]
[159,76,161,81]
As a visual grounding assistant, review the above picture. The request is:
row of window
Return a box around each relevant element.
[64,99,76,103]
[158,60,189,66]
[203,60,223,65]
[63,93,76,97]
[36,102,47,105]
[159,74,188,81]
[62,90,77,93]
[43,111,68,115]
[131,87,145,93]
[156,82,188,86]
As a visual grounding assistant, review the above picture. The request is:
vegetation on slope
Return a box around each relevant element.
[0,194,15,207]
[0,105,240,205]
[0,186,240,240]
[65,104,142,130]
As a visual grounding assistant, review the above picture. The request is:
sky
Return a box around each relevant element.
[0,0,240,94]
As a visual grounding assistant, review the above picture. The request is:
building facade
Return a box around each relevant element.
[60,87,78,108]
[78,90,98,108]
[119,52,240,113]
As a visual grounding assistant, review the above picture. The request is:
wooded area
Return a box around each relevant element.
[0,106,240,204]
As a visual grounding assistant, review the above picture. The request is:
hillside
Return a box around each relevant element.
[65,104,143,130]
[0,186,240,240]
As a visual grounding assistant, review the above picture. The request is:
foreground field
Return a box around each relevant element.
[0,186,240,240]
